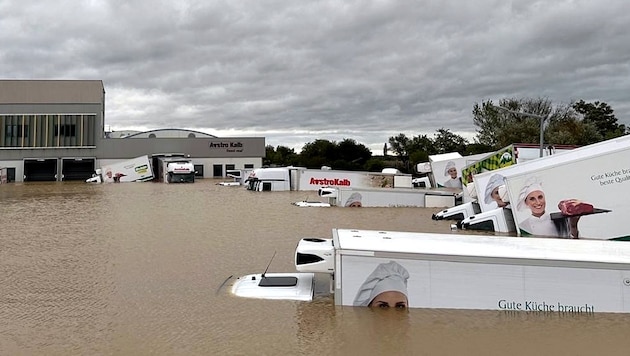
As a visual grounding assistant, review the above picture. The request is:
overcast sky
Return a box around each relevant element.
[2,0,629,153]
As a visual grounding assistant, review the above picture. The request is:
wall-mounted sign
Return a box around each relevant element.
[209,141,244,152]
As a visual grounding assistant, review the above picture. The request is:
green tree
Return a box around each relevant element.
[337,138,372,164]
[544,104,602,145]
[387,133,412,171]
[472,100,507,147]
[264,145,298,167]
[432,128,468,154]
[472,97,608,149]
[388,133,411,157]
[298,139,372,170]
[299,139,336,168]
[494,98,552,149]
[409,134,435,155]
[573,100,627,139]
[364,157,386,172]
[464,143,494,156]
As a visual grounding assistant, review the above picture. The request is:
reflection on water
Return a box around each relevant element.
[1,181,630,355]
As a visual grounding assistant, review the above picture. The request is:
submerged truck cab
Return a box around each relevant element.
[153,154,196,183]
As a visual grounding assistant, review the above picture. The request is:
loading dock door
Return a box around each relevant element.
[24,159,57,182]
[62,158,95,181]
[194,164,204,178]
[213,164,223,177]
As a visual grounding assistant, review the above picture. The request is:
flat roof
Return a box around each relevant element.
[333,229,630,265]
[0,79,104,104]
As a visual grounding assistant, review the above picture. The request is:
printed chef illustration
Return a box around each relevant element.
[443,161,463,189]
[516,176,609,239]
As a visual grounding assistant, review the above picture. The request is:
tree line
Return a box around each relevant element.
[264,98,628,173]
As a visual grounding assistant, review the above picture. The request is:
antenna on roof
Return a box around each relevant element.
[261,250,277,278]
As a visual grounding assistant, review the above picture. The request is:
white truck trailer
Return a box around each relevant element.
[245,166,412,192]
[433,143,578,222]
[86,155,154,183]
[317,186,459,208]
[232,228,630,313]
[458,135,630,240]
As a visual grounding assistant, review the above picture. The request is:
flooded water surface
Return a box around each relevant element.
[1,181,630,355]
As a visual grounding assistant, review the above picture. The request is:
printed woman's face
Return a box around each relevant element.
[347,201,362,207]
[447,167,457,179]
[491,187,506,207]
[369,291,408,310]
[525,190,546,216]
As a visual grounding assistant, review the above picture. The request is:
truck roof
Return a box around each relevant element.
[332,229,630,266]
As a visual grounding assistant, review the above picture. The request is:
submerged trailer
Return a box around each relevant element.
[217,168,254,186]
[155,156,195,183]
[246,166,412,192]
[326,229,630,312]
[434,144,578,222]
[86,155,154,183]
[232,228,630,313]
[458,135,630,240]
[318,186,459,208]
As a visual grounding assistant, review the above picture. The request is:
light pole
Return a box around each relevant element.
[493,105,548,158]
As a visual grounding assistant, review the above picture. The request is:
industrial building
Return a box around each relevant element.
[0,80,265,182]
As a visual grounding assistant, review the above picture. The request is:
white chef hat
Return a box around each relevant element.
[444,161,457,176]
[517,176,544,211]
[345,192,362,207]
[484,174,506,204]
[353,261,410,307]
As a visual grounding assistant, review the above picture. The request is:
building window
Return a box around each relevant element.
[54,124,76,137]
[244,164,254,169]
[5,124,29,138]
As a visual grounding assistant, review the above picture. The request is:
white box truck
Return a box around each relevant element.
[459,135,630,240]
[326,229,630,312]
[245,166,412,192]
[318,186,459,208]
[232,228,630,313]
[86,155,154,183]
[434,144,578,222]
[156,156,195,183]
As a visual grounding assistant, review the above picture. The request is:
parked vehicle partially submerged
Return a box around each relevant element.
[155,156,195,183]
[317,186,459,208]
[217,169,254,186]
[86,155,154,183]
[245,166,412,192]
[231,228,630,313]
[292,200,331,208]
[432,143,577,221]
[455,135,630,240]
[229,137,630,312]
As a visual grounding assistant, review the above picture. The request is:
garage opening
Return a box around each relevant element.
[62,158,95,181]
[24,159,57,182]
[213,164,223,177]
[194,164,204,178]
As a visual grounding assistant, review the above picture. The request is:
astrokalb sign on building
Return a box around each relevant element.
[209,141,243,153]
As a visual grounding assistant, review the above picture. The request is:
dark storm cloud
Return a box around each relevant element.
[2,0,629,152]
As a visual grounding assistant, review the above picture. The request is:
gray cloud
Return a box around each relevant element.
[2,0,629,153]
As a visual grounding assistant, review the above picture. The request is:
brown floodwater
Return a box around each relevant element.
[1,180,629,355]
